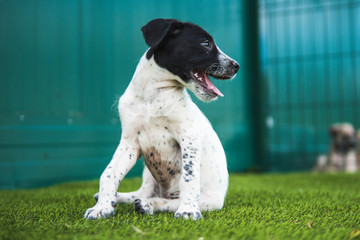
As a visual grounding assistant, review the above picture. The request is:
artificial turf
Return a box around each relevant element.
[1,173,360,240]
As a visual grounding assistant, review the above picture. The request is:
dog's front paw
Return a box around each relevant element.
[174,207,202,220]
[84,203,115,220]
[134,199,154,215]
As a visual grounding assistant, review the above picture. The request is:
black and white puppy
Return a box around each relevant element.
[84,18,239,220]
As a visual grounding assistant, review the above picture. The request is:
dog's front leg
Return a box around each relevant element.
[84,137,139,220]
[345,151,357,173]
[174,135,202,220]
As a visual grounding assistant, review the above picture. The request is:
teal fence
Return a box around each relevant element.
[3,0,357,188]
[0,0,257,188]
[259,0,360,171]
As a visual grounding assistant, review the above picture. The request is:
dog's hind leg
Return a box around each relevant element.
[134,191,225,220]
[94,166,158,204]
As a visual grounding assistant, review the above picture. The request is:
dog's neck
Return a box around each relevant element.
[129,53,184,99]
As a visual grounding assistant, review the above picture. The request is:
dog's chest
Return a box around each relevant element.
[138,123,182,190]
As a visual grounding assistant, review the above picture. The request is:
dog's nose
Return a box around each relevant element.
[231,60,239,71]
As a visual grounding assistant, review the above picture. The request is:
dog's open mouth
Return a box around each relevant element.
[191,69,224,97]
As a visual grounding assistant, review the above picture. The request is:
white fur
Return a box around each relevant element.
[84,53,229,220]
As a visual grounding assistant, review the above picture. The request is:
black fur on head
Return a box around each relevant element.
[141,18,239,101]
[141,19,184,59]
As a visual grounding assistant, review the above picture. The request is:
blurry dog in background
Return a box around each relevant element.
[314,123,358,173]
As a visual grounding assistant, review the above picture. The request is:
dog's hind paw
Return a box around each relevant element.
[84,203,115,220]
[134,199,154,215]
[174,208,202,220]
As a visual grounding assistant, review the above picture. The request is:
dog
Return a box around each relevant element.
[314,123,358,172]
[84,18,239,220]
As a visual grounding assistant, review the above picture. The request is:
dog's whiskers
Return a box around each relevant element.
[205,63,227,77]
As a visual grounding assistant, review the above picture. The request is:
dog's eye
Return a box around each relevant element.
[200,41,211,48]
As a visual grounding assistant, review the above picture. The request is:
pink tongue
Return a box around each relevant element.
[202,72,224,97]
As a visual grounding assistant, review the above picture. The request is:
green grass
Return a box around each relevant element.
[1,173,360,240]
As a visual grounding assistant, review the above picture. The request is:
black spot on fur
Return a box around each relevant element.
[184,164,190,171]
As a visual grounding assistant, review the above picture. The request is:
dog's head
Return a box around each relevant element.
[141,18,239,102]
[329,123,357,152]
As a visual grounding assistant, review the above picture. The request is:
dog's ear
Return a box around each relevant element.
[141,18,183,59]
[329,125,339,137]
